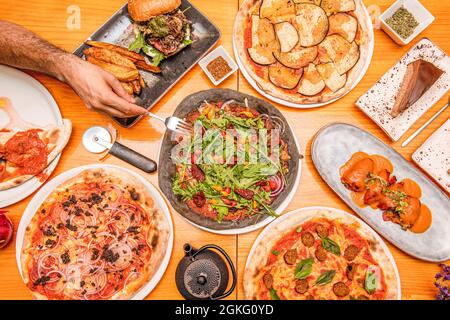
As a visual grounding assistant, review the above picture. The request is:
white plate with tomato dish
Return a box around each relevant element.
[312,123,450,262]
[16,164,174,300]
[0,65,65,208]
[244,207,401,300]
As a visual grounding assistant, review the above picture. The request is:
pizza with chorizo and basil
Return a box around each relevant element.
[21,167,170,300]
[244,208,399,300]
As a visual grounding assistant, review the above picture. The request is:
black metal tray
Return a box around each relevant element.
[73,0,221,128]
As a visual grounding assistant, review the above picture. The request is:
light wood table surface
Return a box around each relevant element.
[0,0,448,300]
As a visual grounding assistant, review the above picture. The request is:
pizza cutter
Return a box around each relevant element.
[82,126,157,173]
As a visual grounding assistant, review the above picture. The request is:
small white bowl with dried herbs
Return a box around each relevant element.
[380,0,435,45]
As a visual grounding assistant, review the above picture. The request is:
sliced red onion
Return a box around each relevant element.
[0,211,13,249]
[220,99,237,110]
[269,175,285,198]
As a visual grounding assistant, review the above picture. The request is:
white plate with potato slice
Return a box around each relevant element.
[233,0,374,108]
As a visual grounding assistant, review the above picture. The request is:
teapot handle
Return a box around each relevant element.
[192,244,237,300]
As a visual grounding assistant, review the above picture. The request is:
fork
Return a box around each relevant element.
[147,111,192,135]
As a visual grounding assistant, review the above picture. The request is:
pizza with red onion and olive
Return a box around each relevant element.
[21,168,170,300]
[244,208,399,300]
[171,99,291,223]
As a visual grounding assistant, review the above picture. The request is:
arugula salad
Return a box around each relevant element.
[171,100,291,223]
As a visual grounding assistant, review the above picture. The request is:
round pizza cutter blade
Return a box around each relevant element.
[82,126,157,173]
[82,126,112,153]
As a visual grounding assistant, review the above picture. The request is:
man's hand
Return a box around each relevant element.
[0,20,147,118]
[61,55,147,118]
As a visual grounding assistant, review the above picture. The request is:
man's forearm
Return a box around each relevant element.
[0,20,76,82]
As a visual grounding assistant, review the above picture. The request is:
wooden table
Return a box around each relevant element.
[0,0,448,300]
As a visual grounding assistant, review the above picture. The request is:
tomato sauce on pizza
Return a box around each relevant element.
[1,129,48,176]
[21,168,167,300]
[254,217,388,300]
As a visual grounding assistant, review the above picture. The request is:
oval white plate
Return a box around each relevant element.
[16,164,174,300]
[311,123,450,262]
[157,120,303,235]
[232,1,375,109]
[0,65,62,208]
[245,206,402,300]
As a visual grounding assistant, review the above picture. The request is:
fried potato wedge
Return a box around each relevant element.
[120,82,134,95]
[87,56,139,82]
[84,47,136,70]
[274,46,317,69]
[86,41,145,62]
[274,22,299,52]
[139,75,145,88]
[131,80,142,95]
[321,0,355,15]
[328,12,358,42]
[319,34,359,74]
[268,64,303,89]
[316,62,347,92]
[135,60,161,73]
[298,63,326,96]
[260,0,296,23]
[295,3,329,47]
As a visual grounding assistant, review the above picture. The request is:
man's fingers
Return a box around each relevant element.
[93,103,128,118]
[105,72,135,104]
[101,91,147,116]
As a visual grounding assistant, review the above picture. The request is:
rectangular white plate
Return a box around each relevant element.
[413,119,450,193]
[356,38,450,141]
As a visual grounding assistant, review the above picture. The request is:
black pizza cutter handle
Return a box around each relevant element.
[109,141,157,173]
[192,244,237,300]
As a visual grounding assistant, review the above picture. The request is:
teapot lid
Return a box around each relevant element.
[175,243,236,300]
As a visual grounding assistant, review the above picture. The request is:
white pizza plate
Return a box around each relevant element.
[0,65,62,208]
[232,1,375,109]
[16,164,174,300]
[156,121,303,235]
[245,206,402,300]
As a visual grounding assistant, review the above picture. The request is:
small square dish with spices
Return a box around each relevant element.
[198,46,238,86]
[380,0,435,45]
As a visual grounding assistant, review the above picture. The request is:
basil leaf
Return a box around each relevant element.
[322,237,341,256]
[294,258,313,279]
[272,250,279,256]
[365,270,378,294]
[269,288,280,300]
[315,270,336,286]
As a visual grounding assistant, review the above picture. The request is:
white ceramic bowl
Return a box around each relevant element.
[380,0,435,45]
[198,45,238,86]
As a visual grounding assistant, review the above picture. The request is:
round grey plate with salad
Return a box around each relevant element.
[158,89,302,233]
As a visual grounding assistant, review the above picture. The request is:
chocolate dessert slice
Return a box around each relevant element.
[391,59,444,118]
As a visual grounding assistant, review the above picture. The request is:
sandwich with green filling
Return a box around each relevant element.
[128,0,193,66]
